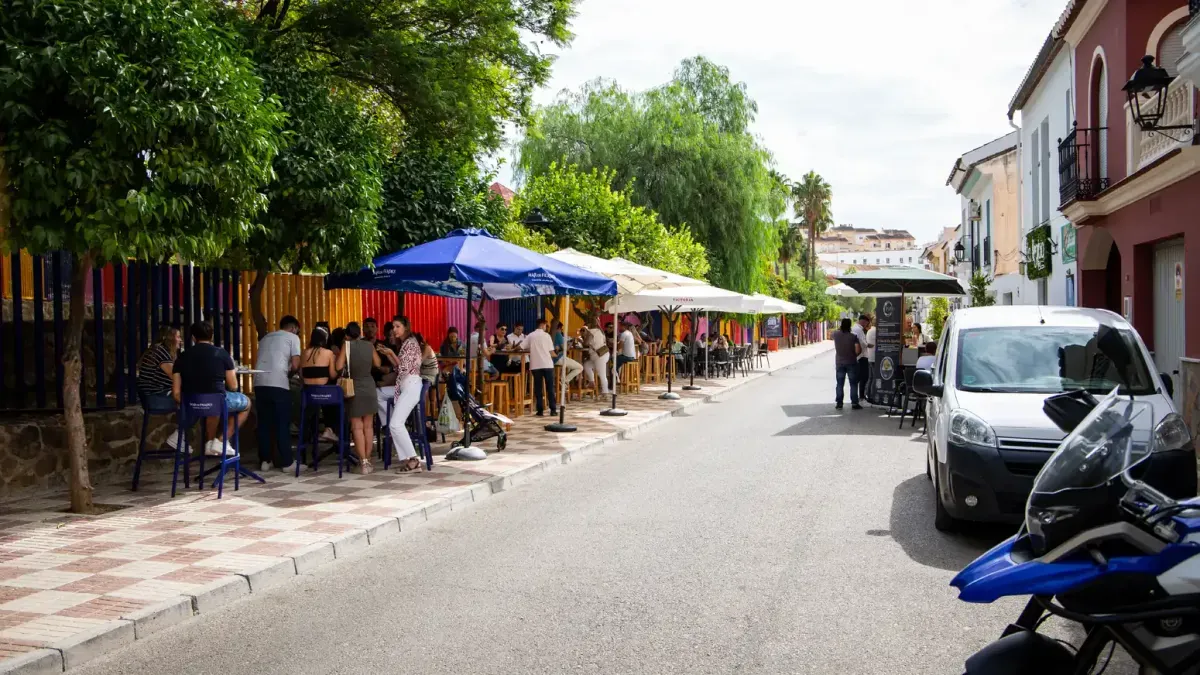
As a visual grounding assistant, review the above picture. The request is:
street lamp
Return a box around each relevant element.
[522,208,551,228]
[953,241,966,264]
[1123,56,1194,135]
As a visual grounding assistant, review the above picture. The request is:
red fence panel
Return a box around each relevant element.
[404,293,449,351]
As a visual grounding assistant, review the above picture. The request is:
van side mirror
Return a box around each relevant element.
[1161,372,1175,400]
[912,369,942,397]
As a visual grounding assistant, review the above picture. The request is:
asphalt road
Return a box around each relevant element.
[73,352,1114,674]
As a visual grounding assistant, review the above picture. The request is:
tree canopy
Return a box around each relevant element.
[517,56,776,293]
[510,163,709,278]
[0,0,285,512]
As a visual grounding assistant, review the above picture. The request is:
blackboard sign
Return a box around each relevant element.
[763,316,783,338]
[873,295,903,395]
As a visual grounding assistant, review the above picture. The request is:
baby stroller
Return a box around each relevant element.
[444,370,508,459]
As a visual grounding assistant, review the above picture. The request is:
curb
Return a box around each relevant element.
[24,344,830,673]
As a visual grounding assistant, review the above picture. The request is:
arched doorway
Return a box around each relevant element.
[1079,226,1122,314]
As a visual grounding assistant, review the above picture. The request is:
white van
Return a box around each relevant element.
[913,306,1194,531]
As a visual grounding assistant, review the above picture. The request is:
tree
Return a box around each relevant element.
[510,163,709,278]
[250,0,579,154]
[1,0,283,512]
[230,33,390,337]
[517,57,775,292]
[791,171,832,281]
[928,297,950,341]
[377,144,510,254]
[969,272,996,307]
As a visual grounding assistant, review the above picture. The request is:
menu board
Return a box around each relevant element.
[763,316,783,338]
[873,295,903,394]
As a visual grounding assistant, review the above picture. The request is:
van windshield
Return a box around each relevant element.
[955,326,1155,395]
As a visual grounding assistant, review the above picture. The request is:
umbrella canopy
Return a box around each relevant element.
[324,229,617,299]
[607,284,764,313]
[837,267,966,297]
[546,249,699,296]
[750,293,806,314]
[824,283,860,298]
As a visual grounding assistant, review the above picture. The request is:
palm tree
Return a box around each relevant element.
[776,220,802,280]
[791,171,832,280]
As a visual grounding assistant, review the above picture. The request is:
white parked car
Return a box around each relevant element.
[913,306,1194,531]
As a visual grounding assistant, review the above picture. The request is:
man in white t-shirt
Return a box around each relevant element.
[616,321,640,382]
[506,323,528,349]
[580,321,611,395]
[254,316,301,473]
[525,319,557,416]
[852,314,872,403]
[864,323,877,401]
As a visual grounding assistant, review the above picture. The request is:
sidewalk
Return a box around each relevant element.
[0,342,832,674]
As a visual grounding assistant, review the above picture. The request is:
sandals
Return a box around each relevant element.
[360,458,374,475]
[394,457,422,473]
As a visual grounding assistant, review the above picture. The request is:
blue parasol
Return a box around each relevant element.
[324,228,617,298]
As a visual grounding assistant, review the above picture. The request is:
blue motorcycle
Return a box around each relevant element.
[954,380,1200,674]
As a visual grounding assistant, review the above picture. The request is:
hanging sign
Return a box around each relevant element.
[873,295,903,395]
[1061,224,1077,264]
[1026,225,1053,280]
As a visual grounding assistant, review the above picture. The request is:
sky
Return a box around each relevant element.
[496,0,1069,246]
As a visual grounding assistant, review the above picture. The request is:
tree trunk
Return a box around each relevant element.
[248,268,269,340]
[64,252,95,514]
[808,220,816,280]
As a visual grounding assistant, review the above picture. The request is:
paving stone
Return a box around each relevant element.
[239,558,296,593]
[288,543,334,575]
[187,576,250,614]
[328,530,368,559]
[0,648,62,675]
[121,596,192,639]
[50,619,133,670]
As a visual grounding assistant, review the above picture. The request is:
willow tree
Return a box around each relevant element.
[518,57,776,292]
[0,0,282,512]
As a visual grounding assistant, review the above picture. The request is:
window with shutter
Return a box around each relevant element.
[1031,128,1041,227]
[1040,118,1051,224]
[1160,22,1186,77]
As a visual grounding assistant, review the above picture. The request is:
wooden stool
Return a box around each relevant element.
[641,355,661,384]
[620,362,641,393]
[485,382,510,417]
[579,375,599,402]
[500,373,522,417]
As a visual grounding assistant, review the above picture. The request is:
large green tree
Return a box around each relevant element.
[0,0,283,512]
[511,163,709,278]
[791,171,833,281]
[251,0,577,154]
[517,57,775,292]
[231,32,390,337]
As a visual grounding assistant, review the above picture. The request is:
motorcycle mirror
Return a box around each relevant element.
[1042,390,1098,434]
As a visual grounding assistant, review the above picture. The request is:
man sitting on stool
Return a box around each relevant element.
[173,320,251,456]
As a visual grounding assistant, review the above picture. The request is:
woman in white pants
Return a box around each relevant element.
[387,317,425,473]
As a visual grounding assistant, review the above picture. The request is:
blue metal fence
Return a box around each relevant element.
[1,254,242,414]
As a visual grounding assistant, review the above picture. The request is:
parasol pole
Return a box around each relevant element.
[463,284,474,448]
[545,296,577,432]
[659,304,681,401]
[682,308,700,391]
[600,304,627,416]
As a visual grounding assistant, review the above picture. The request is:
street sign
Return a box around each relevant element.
[1061,224,1076,264]
[873,295,903,395]
[763,315,783,338]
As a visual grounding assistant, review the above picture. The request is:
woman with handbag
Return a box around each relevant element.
[388,317,425,473]
[334,322,382,474]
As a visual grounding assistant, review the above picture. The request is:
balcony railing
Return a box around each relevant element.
[1128,78,1196,173]
[1058,124,1110,206]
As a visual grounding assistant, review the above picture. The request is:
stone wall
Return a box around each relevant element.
[0,404,261,500]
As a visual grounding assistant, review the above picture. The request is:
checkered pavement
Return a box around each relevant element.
[0,344,829,669]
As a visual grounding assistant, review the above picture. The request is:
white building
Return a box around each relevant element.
[1008,33,1078,307]
[947,131,1021,306]
[817,248,929,269]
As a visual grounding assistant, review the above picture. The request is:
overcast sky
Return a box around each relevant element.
[496,0,1068,245]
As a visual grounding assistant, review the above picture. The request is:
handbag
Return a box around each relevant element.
[340,342,356,399]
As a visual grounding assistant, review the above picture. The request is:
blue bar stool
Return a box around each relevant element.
[381,380,434,471]
[132,393,181,491]
[173,393,241,499]
[296,386,348,478]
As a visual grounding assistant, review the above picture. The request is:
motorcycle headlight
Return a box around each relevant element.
[1154,413,1192,452]
[950,409,997,448]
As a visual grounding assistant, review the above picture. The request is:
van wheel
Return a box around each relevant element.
[933,470,958,533]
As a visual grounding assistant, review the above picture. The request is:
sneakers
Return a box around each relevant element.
[835,403,843,410]
[204,439,231,457]
[319,428,339,443]
[261,461,272,473]
[164,432,189,453]
[852,404,864,410]
[280,461,299,474]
